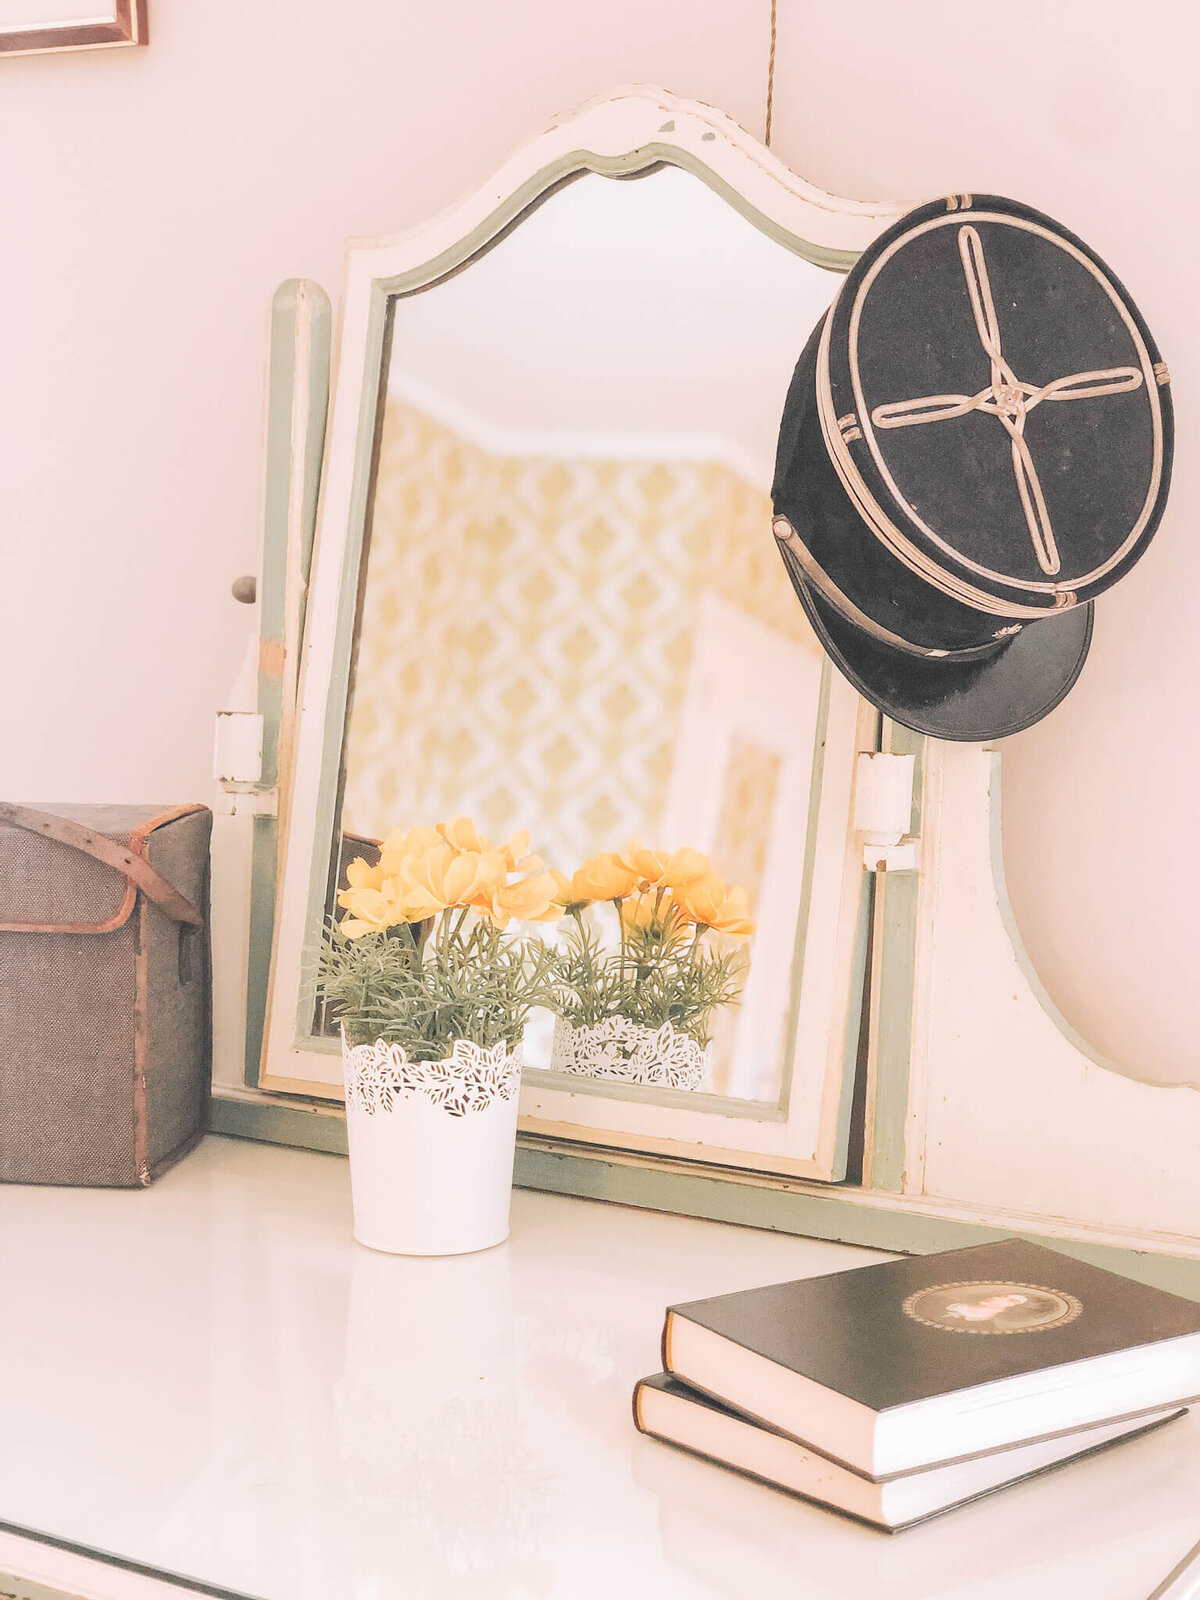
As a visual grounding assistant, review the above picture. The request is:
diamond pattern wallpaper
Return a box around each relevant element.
[339,398,818,1099]
[342,398,800,881]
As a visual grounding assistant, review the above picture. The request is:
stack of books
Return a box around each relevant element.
[633,1238,1200,1532]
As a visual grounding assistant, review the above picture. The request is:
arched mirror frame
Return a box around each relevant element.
[255,86,906,1181]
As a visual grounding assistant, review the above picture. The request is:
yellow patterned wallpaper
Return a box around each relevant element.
[342,397,802,887]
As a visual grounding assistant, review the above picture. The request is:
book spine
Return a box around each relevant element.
[631,1408,894,1533]
[631,1380,648,1435]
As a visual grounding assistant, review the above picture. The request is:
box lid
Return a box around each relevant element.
[0,804,206,934]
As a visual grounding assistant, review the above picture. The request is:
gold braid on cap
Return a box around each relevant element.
[817,209,1164,617]
[772,517,1014,660]
[870,226,1142,578]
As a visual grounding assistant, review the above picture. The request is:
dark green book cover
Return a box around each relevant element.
[666,1238,1200,1413]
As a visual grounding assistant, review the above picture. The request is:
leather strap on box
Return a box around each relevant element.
[0,802,204,928]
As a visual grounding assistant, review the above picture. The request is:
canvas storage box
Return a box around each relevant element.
[0,802,212,1187]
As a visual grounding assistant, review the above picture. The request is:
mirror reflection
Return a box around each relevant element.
[336,167,841,1103]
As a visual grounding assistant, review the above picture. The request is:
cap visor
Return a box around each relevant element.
[794,579,1093,741]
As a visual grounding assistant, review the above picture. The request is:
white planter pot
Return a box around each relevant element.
[342,1034,522,1256]
[549,1015,709,1090]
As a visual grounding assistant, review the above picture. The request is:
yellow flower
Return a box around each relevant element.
[571,851,640,902]
[393,875,447,922]
[337,856,412,934]
[339,888,383,935]
[486,872,565,928]
[672,874,756,937]
[621,890,687,942]
[436,816,493,855]
[399,843,509,911]
[338,855,385,902]
[339,820,556,933]
[497,828,543,873]
[548,869,590,913]
[622,843,712,891]
[377,825,441,875]
[339,876,437,936]
[461,853,514,909]
[662,847,712,888]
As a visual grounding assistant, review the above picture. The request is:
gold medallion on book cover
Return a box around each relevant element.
[902,1281,1083,1335]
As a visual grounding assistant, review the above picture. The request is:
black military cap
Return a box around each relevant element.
[773,193,1172,740]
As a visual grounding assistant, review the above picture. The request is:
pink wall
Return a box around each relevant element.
[2,2,1194,1084]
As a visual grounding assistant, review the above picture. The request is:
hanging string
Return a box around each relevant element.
[764,0,777,146]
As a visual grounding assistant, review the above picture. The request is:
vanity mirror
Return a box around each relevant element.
[256,88,901,1180]
[231,87,1200,1285]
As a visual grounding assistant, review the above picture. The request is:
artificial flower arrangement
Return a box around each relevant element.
[318,816,563,1257]
[317,818,755,1255]
[548,845,756,1091]
[321,816,562,1059]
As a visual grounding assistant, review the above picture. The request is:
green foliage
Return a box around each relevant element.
[552,902,748,1047]
[318,909,559,1059]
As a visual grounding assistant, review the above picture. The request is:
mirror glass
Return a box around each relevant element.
[334,167,841,1105]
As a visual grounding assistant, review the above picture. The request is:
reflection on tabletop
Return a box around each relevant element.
[2,1139,1199,1600]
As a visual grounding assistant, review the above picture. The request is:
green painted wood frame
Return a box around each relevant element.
[243,280,331,1087]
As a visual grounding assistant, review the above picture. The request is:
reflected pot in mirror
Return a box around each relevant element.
[549,1015,709,1092]
[342,1035,522,1256]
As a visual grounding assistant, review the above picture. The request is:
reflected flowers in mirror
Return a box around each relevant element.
[549,844,755,1091]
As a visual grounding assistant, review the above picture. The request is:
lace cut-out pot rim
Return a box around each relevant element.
[342,1034,522,1118]
[549,1014,709,1090]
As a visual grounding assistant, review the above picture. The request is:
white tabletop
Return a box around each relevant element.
[2,1135,1198,1600]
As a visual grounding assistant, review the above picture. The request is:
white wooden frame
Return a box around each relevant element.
[897,741,1200,1255]
[258,85,906,1179]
